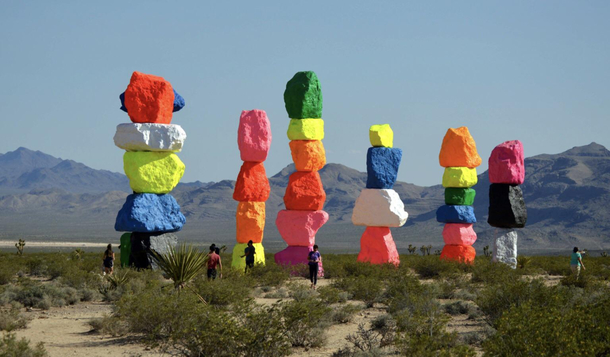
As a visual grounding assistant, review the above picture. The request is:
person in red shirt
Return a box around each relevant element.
[207,244,222,280]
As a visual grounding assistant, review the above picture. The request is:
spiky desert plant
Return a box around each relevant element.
[516,255,531,269]
[15,239,25,256]
[149,244,208,289]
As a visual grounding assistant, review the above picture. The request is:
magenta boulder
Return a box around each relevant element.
[237,110,272,162]
[276,210,329,247]
[488,140,524,184]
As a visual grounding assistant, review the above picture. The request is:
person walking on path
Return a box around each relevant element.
[241,240,256,273]
[207,244,222,280]
[102,244,115,275]
[308,245,321,289]
[570,247,586,279]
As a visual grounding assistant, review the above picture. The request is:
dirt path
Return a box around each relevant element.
[14,302,162,357]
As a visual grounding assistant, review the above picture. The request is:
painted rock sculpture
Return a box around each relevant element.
[437,127,481,264]
[275,71,327,276]
[488,140,527,268]
[233,110,272,269]
[352,124,406,265]
[114,71,186,268]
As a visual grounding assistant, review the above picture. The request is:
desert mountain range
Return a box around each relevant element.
[0,144,609,253]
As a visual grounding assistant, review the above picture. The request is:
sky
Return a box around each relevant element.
[0,1,609,186]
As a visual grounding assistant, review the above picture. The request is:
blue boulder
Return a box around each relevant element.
[119,89,185,113]
[436,205,477,223]
[115,193,186,233]
[366,147,402,189]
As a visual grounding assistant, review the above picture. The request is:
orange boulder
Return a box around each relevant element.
[289,140,326,171]
[236,202,266,244]
[233,162,270,202]
[124,72,175,124]
[440,244,476,264]
[439,127,482,168]
[357,227,400,265]
[284,171,326,210]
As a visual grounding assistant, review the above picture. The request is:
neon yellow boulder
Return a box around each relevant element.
[287,119,324,140]
[124,152,185,194]
[369,124,393,147]
[442,167,478,188]
[231,243,265,270]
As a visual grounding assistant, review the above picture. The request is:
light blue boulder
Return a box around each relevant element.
[436,205,476,224]
[366,147,402,189]
[120,89,185,113]
[115,193,185,232]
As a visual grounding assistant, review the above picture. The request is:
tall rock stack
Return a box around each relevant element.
[436,127,481,263]
[232,110,272,269]
[274,71,328,275]
[114,71,186,268]
[352,124,407,265]
[488,140,527,269]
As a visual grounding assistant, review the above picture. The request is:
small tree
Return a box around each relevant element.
[15,239,25,256]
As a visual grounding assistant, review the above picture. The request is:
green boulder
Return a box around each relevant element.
[445,188,476,205]
[284,71,323,119]
[119,233,131,267]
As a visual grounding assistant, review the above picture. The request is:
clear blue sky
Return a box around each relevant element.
[1,1,608,186]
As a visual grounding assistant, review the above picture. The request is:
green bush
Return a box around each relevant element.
[0,305,30,331]
[0,281,80,309]
[88,315,129,337]
[470,259,515,285]
[317,286,348,304]
[333,276,383,308]
[281,297,332,347]
[331,304,361,324]
[193,275,252,307]
[0,332,47,357]
[444,301,472,316]
[408,255,464,279]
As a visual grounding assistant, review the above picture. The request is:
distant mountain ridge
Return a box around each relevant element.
[0,144,608,251]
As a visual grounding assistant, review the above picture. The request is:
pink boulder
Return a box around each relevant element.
[238,110,272,162]
[276,210,329,247]
[357,227,400,266]
[442,223,477,246]
[488,140,524,184]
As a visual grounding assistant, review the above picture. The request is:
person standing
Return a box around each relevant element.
[207,244,222,280]
[102,244,115,275]
[241,240,256,273]
[308,245,321,289]
[570,247,586,278]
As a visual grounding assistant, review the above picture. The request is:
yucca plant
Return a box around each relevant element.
[106,268,131,289]
[149,244,208,290]
[516,255,531,269]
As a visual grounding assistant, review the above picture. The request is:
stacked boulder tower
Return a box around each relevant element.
[114,72,186,268]
[352,124,407,265]
[232,110,272,269]
[274,71,329,274]
[488,140,527,269]
[436,127,481,263]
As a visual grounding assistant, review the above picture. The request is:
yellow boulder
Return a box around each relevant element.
[232,243,265,270]
[369,124,393,147]
[124,152,185,194]
[287,119,324,140]
[442,167,478,188]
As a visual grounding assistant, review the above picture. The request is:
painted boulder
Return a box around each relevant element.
[366,147,402,189]
[488,184,527,228]
[232,243,265,269]
[284,171,326,211]
[115,193,185,233]
[274,245,312,266]
[440,245,476,263]
[123,152,185,194]
[369,124,393,148]
[352,189,409,227]
[445,188,476,206]
[436,205,476,224]
[120,88,185,113]
[236,202,266,244]
[284,71,323,119]
[357,227,400,265]
[439,127,482,168]
[287,119,324,140]
[123,71,175,124]
[289,140,326,171]
[492,229,518,269]
[114,123,187,152]
[442,167,478,188]
[276,210,329,247]
[233,162,270,202]
[238,109,272,162]
[442,223,477,246]
[488,140,525,184]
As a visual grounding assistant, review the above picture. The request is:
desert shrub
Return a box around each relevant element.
[287,283,317,301]
[0,305,31,331]
[444,301,472,315]
[1,281,79,309]
[25,258,47,277]
[560,272,604,289]
[470,259,515,285]
[280,296,332,347]
[150,244,208,289]
[317,286,348,304]
[483,294,610,356]
[88,315,129,337]
[193,275,252,307]
[383,272,426,314]
[395,333,476,357]
[247,260,291,287]
[528,256,571,276]
[0,332,47,357]
[409,256,464,279]
[264,287,288,299]
[331,303,361,324]
[334,276,384,308]
[338,323,387,357]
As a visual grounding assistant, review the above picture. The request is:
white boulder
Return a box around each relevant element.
[352,189,408,227]
[114,123,186,152]
[492,228,518,269]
